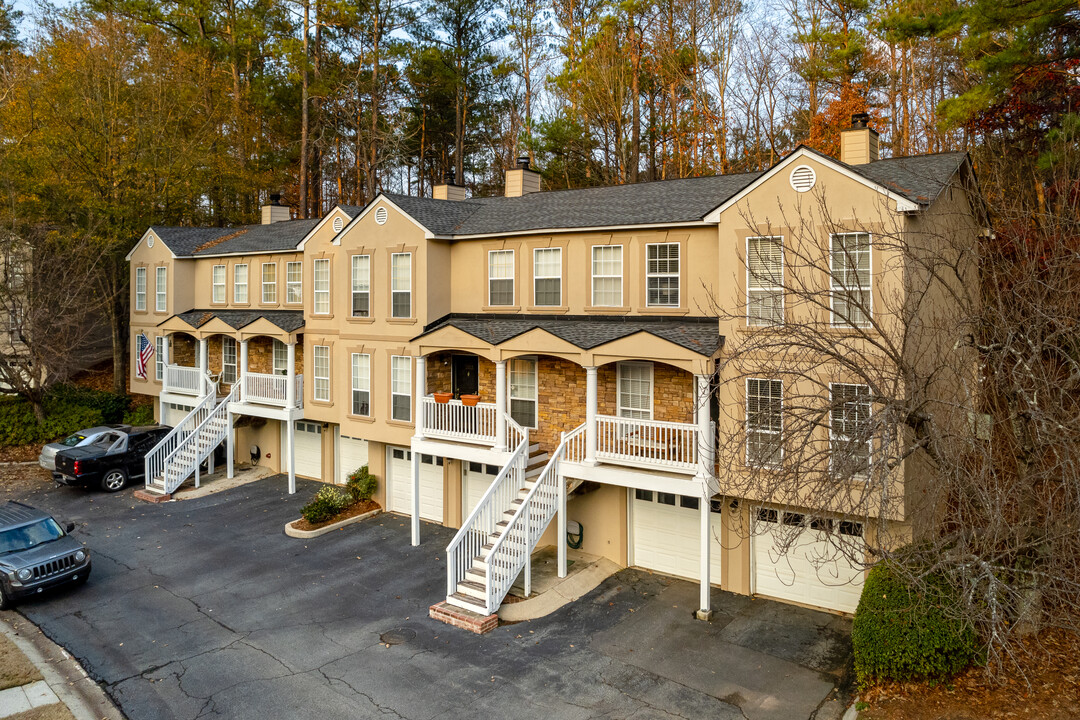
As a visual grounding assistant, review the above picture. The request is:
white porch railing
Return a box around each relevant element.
[160,384,238,494]
[241,372,304,408]
[563,422,588,463]
[595,414,699,473]
[165,365,203,396]
[144,377,217,490]
[421,397,498,445]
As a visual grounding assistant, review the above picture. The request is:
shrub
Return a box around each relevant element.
[123,404,155,426]
[300,485,351,525]
[47,385,129,424]
[345,465,377,502]
[853,563,979,688]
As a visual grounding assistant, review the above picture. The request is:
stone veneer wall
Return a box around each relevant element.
[167,333,303,388]
[425,352,495,400]
[171,335,197,367]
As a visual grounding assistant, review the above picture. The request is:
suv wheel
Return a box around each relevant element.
[100,469,127,493]
[0,586,12,610]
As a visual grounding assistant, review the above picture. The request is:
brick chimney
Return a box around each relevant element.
[840,113,879,165]
[433,170,467,202]
[504,155,541,198]
[261,193,291,224]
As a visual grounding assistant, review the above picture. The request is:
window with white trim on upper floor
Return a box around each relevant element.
[272,339,288,375]
[533,247,561,306]
[234,264,248,303]
[746,378,782,467]
[261,263,277,303]
[390,355,411,421]
[286,261,303,304]
[488,250,514,306]
[830,232,871,327]
[646,244,679,307]
[313,345,330,401]
[391,253,411,318]
[222,337,237,385]
[351,353,370,416]
[155,266,167,312]
[617,361,653,419]
[351,254,370,317]
[313,259,330,314]
[509,357,537,428]
[154,336,164,381]
[747,236,783,325]
[831,383,871,478]
[212,265,226,304]
[592,245,623,306]
[134,267,146,311]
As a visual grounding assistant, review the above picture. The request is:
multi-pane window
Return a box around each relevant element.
[351,255,370,317]
[261,263,277,303]
[234,264,248,303]
[617,362,653,419]
[155,267,167,312]
[272,339,288,375]
[154,336,164,381]
[533,248,561,306]
[746,378,783,467]
[134,267,146,311]
[830,233,871,327]
[391,253,411,318]
[212,265,226,304]
[390,355,411,421]
[747,236,783,325]
[509,357,537,428]
[591,245,623,306]
[488,250,514,306]
[351,353,370,416]
[313,345,330,401]
[221,337,237,385]
[646,243,679,306]
[831,383,871,477]
[286,261,303,304]
[313,259,330,314]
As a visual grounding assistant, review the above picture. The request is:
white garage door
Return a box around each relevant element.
[338,436,369,485]
[631,490,722,583]
[462,462,501,519]
[292,421,323,480]
[388,447,444,522]
[753,508,865,613]
[162,402,193,428]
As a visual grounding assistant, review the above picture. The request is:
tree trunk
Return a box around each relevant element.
[299,0,310,218]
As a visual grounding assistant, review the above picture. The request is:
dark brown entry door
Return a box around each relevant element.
[452,355,479,398]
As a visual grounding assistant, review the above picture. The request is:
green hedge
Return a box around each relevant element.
[345,465,377,502]
[0,386,133,447]
[301,486,351,525]
[852,563,979,687]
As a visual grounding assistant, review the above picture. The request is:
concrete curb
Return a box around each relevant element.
[498,557,621,622]
[0,611,124,720]
[285,508,382,538]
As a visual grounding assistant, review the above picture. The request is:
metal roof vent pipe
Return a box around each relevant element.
[840,112,880,166]
[433,169,468,202]
[505,154,541,198]
[261,192,292,224]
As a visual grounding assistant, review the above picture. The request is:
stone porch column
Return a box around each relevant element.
[494,360,507,451]
[585,366,598,464]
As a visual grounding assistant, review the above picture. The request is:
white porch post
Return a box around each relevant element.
[239,339,248,402]
[558,431,568,578]
[287,419,296,494]
[198,337,208,396]
[226,410,234,479]
[585,366,598,464]
[410,450,421,546]
[697,491,713,620]
[494,360,507,451]
[161,335,170,393]
[695,374,713,480]
[414,356,426,439]
[285,340,296,409]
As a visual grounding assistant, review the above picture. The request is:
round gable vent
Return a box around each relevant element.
[147,235,155,248]
[375,207,388,225]
[789,165,817,193]
[332,216,343,232]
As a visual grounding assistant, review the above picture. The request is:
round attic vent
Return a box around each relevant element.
[789,165,816,193]
[333,216,343,233]
[375,207,388,225]
[147,236,154,248]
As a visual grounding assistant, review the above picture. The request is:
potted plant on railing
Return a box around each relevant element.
[460,393,480,407]
[433,391,453,404]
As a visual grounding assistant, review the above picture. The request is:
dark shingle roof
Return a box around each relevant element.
[150,218,320,257]
[171,309,304,333]
[417,314,723,356]
[853,152,968,205]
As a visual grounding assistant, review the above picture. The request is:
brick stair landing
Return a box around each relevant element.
[429,601,498,634]
[133,489,171,503]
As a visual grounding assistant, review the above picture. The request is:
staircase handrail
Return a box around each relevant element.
[161,384,238,494]
[144,382,218,488]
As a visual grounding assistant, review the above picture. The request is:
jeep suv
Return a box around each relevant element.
[0,502,90,609]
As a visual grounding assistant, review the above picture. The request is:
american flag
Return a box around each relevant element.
[135,332,154,380]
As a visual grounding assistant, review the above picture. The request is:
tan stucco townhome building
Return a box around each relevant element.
[126,120,985,627]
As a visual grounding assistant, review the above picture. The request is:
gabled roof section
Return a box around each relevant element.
[854,152,968,206]
[170,309,304,333]
[147,218,320,258]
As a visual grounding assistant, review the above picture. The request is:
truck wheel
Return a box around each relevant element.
[0,586,12,610]
[100,469,128,493]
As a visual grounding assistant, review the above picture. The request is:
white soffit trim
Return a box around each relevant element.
[702,148,920,223]
[298,205,356,251]
[125,229,176,261]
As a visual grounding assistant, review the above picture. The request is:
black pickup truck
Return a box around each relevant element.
[55,425,171,492]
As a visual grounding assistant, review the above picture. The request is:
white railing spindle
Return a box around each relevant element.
[593,415,699,473]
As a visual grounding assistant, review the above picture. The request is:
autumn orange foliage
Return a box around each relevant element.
[807,84,880,159]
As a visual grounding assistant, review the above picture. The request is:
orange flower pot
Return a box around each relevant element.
[460,394,480,407]
[433,392,453,404]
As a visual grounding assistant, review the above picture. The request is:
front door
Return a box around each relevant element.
[451,355,479,398]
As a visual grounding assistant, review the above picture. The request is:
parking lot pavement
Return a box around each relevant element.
[0,474,853,720]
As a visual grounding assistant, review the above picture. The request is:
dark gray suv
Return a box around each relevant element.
[0,502,90,609]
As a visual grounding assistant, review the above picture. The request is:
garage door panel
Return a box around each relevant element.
[388,447,443,522]
[631,491,721,583]
[292,422,323,480]
[339,436,369,485]
[463,462,501,519]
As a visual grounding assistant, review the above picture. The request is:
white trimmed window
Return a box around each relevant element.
[221,337,237,385]
[154,336,164,381]
[390,355,411,421]
[509,357,538,428]
[313,259,330,314]
[488,250,514,306]
[155,266,167,312]
[830,232,871,327]
[272,339,288,375]
[286,261,303,304]
[234,264,248,303]
[391,253,411,318]
[646,243,679,306]
[747,236,783,325]
[261,263,277,303]
[831,383,871,477]
[351,254,370,317]
[313,345,330,401]
[351,353,370,416]
[134,267,146,311]
[212,265,226,304]
[617,361,653,419]
[746,378,782,467]
[533,248,561,306]
[591,245,623,306]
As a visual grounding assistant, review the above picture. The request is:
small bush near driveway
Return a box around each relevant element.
[346,465,377,501]
[301,486,351,525]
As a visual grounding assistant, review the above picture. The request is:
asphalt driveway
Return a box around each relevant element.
[1,473,853,720]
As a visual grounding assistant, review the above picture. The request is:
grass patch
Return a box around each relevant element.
[0,633,42,691]
[6,705,76,720]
